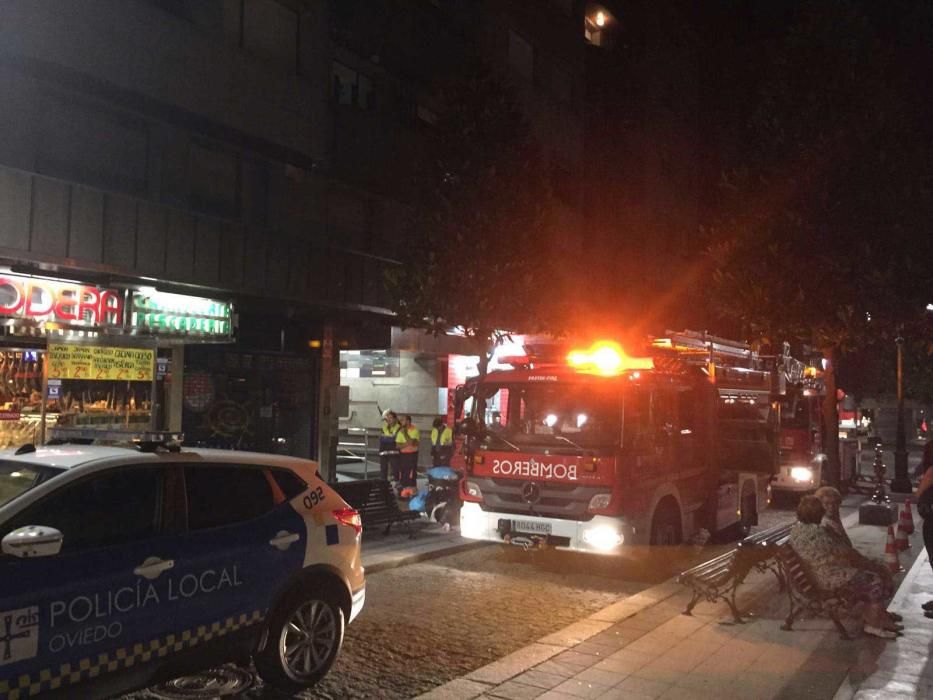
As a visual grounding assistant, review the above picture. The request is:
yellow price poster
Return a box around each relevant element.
[48,345,155,382]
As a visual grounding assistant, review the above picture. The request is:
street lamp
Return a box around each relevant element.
[890,335,912,492]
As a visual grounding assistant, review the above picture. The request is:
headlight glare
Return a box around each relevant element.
[582,525,624,550]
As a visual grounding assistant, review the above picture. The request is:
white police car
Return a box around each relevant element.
[0,435,365,699]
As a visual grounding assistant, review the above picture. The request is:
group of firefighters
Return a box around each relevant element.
[378,410,454,489]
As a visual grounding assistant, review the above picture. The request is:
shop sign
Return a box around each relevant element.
[129,291,232,338]
[48,344,155,382]
[0,274,123,328]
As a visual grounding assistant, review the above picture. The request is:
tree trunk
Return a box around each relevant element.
[822,346,841,489]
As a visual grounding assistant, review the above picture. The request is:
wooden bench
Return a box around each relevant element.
[334,479,421,537]
[678,523,792,623]
[775,543,857,640]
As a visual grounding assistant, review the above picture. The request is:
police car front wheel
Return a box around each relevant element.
[256,590,345,690]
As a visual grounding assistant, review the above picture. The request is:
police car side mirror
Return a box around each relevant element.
[1,525,63,558]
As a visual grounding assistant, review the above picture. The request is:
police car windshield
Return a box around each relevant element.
[0,462,61,507]
[478,383,620,449]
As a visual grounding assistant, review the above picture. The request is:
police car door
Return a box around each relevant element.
[168,464,307,653]
[0,465,175,697]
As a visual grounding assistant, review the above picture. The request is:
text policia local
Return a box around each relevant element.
[46,566,243,653]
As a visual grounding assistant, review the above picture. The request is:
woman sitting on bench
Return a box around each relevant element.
[789,495,901,640]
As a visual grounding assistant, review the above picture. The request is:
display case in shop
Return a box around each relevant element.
[46,342,156,434]
[0,349,56,449]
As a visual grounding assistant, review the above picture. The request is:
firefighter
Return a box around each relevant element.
[379,410,400,481]
[431,417,454,466]
[395,414,420,493]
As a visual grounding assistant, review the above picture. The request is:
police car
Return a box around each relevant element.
[0,431,365,699]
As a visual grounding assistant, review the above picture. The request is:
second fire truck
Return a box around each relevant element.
[454,331,790,554]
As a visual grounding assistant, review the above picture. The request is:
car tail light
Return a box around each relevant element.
[461,479,483,503]
[333,508,362,535]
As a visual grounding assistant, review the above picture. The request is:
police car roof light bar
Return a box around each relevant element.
[47,427,185,452]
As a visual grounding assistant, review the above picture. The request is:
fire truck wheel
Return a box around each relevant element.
[650,501,682,546]
[737,493,757,538]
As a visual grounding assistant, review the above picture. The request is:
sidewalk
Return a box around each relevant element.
[361,520,488,574]
[416,506,927,700]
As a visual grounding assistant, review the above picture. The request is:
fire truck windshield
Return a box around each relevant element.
[477,382,620,450]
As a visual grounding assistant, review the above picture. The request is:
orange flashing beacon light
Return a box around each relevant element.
[566,341,654,376]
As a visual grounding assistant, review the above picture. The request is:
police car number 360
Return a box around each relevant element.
[303,486,325,509]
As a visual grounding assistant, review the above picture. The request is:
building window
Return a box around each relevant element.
[190,142,239,217]
[332,62,374,109]
[508,30,534,82]
[243,0,298,71]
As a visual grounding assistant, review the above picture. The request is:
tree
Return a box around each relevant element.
[386,64,562,374]
[704,0,933,486]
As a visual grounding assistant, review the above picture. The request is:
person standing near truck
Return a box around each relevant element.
[431,417,454,466]
[396,414,420,493]
[379,410,400,481]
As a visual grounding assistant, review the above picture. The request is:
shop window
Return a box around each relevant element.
[185,466,274,530]
[508,30,535,82]
[271,469,308,500]
[332,62,374,109]
[243,0,298,71]
[189,142,239,218]
[3,468,163,553]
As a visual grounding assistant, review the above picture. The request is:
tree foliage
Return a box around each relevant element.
[704,0,933,483]
[386,64,559,370]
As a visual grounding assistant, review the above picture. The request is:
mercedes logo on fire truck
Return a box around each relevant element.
[521,481,541,504]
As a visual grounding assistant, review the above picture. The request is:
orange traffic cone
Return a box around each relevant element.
[885,525,902,573]
[896,518,910,551]
[903,498,916,535]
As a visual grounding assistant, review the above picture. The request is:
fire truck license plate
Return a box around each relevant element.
[513,520,551,535]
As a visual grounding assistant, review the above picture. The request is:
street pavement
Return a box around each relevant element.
[416,499,929,700]
[133,491,929,699]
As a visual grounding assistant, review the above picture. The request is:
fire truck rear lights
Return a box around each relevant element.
[566,341,653,376]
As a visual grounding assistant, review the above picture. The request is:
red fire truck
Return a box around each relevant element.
[454,331,784,554]
[770,356,828,494]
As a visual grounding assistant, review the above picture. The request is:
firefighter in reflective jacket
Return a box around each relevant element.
[380,410,400,481]
[431,417,454,466]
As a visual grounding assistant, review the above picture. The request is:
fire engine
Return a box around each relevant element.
[769,355,827,494]
[454,331,786,554]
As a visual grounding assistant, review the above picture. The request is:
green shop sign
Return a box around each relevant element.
[130,290,233,338]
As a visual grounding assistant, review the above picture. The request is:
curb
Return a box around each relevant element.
[364,539,491,575]
[831,545,931,700]
[414,578,685,699]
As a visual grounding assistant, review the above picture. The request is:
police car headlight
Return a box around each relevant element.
[582,525,624,551]
[790,466,813,483]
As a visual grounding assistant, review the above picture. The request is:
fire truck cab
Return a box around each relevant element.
[770,357,827,494]
[455,332,781,555]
